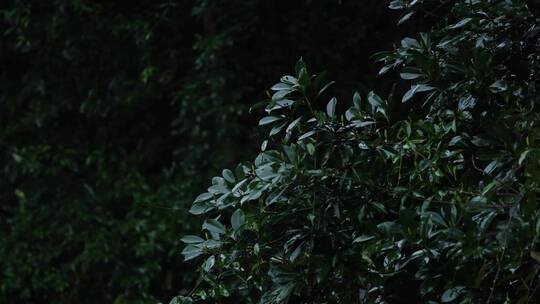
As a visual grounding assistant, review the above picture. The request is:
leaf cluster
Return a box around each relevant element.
[180,1,540,303]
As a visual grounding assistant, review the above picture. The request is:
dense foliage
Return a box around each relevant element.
[180,1,540,303]
[0,1,404,303]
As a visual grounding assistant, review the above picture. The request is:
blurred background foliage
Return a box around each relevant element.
[0,1,414,303]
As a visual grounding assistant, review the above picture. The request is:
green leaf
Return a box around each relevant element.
[181,235,205,244]
[280,75,298,85]
[283,145,297,163]
[478,210,497,232]
[306,143,315,155]
[441,287,464,303]
[326,97,337,117]
[481,180,498,195]
[289,242,303,262]
[483,161,499,175]
[400,67,424,80]
[259,116,283,126]
[398,11,414,25]
[271,83,292,91]
[353,92,362,108]
[260,283,295,303]
[203,219,226,235]
[489,80,507,93]
[449,17,473,29]
[298,130,316,141]
[241,188,263,203]
[298,67,310,87]
[222,169,236,183]
[194,192,212,203]
[377,221,403,235]
[317,81,335,98]
[426,211,447,227]
[401,37,420,49]
[286,117,302,133]
[169,296,193,304]
[389,0,404,10]
[182,245,203,261]
[353,235,375,244]
[367,91,383,109]
[471,136,490,147]
[367,91,387,117]
[458,95,476,110]
[378,64,394,76]
[272,89,292,101]
[469,195,488,205]
[202,255,215,272]
[231,209,245,231]
[189,202,213,215]
[345,109,356,121]
[268,99,295,111]
[519,150,530,165]
[402,84,435,103]
[352,120,375,128]
[269,122,287,136]
[295,57,306,75]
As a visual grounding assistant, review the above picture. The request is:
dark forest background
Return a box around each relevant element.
[0,1,421,303]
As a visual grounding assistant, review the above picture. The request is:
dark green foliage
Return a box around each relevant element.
[1,2,200,303]
[0,0,405,303]
[181,1,540,303]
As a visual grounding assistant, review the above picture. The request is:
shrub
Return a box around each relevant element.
[179,1,540,303]
[0,1,409,302]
